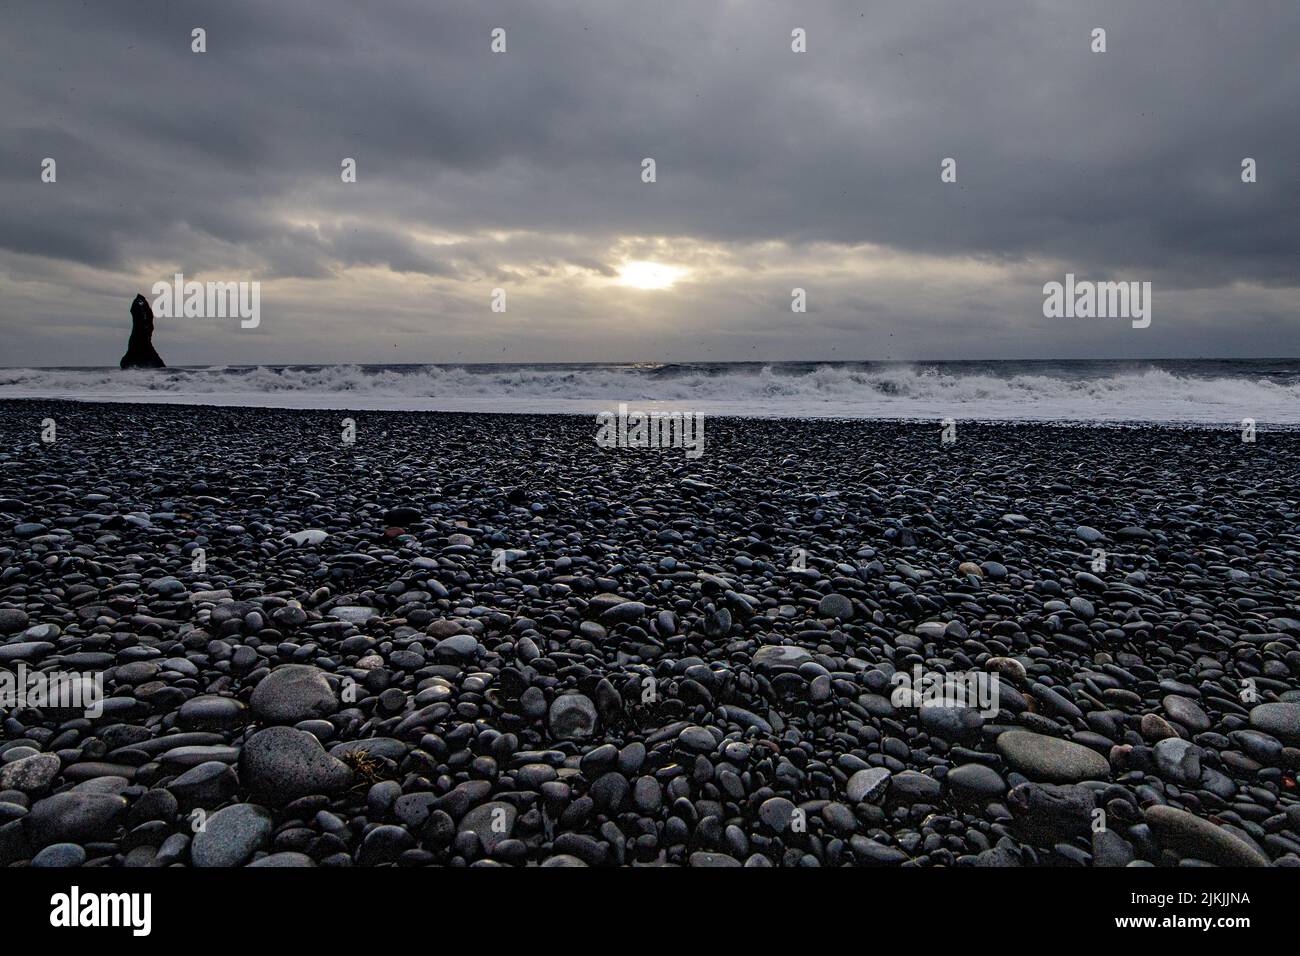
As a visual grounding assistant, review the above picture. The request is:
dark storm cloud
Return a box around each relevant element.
[0,0,1297,364]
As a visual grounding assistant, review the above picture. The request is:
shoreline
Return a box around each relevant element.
[1,395,1295,430]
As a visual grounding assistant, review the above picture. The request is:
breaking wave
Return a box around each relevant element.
[1,360,1298,423]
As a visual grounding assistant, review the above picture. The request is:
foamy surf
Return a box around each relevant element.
[0,360,1297,424]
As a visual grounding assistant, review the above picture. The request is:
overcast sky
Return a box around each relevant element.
[2,0,1297,366]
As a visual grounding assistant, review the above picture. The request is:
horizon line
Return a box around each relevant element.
[4,356,1300,371]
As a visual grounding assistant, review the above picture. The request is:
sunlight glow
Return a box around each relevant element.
[616,260,687,290]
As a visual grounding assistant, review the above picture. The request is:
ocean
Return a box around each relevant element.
[1,359,1298,424]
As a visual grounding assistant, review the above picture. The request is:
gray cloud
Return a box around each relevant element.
[1,0,1297,365]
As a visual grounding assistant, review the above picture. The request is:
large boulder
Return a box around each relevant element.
[25,792,128,848]
[249,665,337,724]
[238,727,353,804]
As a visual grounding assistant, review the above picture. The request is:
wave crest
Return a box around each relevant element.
[0,362,1296,423]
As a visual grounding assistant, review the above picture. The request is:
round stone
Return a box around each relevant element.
[357,824,416,865]
[238,726,353,805]
[328,605,379,624]
[1249,702,1300,744]
[191,803,273,867]
[178,695,248,731]
[0,753,60,795]
[1153,737,1203,786]
[167,760,239,809]
[817,593,854,620]
[758,796,796,832]
[632,776,662,814]
[995,730,1110,784]
[919,704,984,743]
[284,529,329,546]
[600,601,647,624]
[689,851,742,867]
[434,634,480,661]
[25,792,128,848]
[384,506,423,525]
[1144,805,1268,867]
[946,763,1007,802]
[985,657,1027,682]
[458,801,517,855]
[250,665,337,724]
[1140,713,1179,741]
[0,608,32,633]
[520,686,546,720]
[548,694,597,740]
[1162,694,1211,733]
[846,767,891,803]
[890,770,943,804]
[752,644,813,671]
[31,843,87,868]
[676,726,715,753]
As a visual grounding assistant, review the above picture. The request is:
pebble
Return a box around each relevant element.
[191,803,273,867]
[947,763,1007,802]
[548,694,597,740]
[1008,783,1095,845]
[459,801,517,856]
[757,796,796,832]
[752,644,813,670]
[1144,805,1269,867]
[168,761,240,809]
[846,767,891,803]
[996,731,1110,784]
[238,727,353,804]
[817,593,853,620]
[25,792,128,848]
[0,753,60,795]
[250,665,338,724]
[284,529,329,546]
[1249,702,1300,745]
[328,606,379,624]
[31,843,88,868]
[178,695,248,731]
[1153,738,1203,786]
[0,608,30,633]
[1162,695,1211,733]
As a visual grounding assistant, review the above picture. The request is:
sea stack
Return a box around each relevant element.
[119,293,165,369]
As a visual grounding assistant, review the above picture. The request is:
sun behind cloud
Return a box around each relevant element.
[616,260,687,290]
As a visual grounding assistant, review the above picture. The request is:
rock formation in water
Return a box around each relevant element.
[119,293,165,369]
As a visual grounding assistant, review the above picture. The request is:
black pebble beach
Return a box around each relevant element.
[2,400,1298,868]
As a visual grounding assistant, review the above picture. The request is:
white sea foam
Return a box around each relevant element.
[0,362,1297,424]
